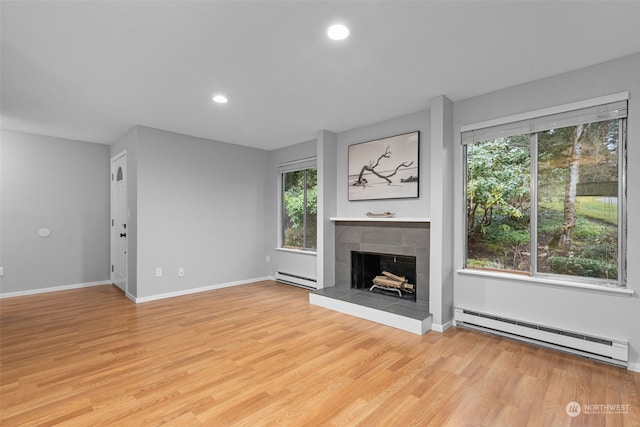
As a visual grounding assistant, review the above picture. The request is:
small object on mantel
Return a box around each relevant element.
[366,211,394,218]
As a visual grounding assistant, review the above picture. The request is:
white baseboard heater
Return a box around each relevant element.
[454,307,628,368]
[275,271,318,290]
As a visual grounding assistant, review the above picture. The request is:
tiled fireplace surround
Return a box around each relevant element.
[335,222,430,304]
[310,220,432,334]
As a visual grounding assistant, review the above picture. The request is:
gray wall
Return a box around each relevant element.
[134,126,270,299]
[0,130,110,294]
[336,110,431,218]
[453,53,640,369]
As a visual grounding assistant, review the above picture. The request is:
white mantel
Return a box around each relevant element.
[330,217,430,223]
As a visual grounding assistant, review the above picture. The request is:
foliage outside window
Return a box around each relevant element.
[282,167,317,250]
[464,100,626,286]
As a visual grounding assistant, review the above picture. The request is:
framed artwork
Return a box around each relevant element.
[348,131,420,201]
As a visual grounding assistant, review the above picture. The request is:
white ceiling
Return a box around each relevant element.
[2,1,640,150]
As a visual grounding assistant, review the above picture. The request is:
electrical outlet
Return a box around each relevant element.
[178,268,185,277]
[155,267,162,277]
[265,255,270,263]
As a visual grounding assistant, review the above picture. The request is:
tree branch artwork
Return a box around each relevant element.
[348,131,420,201]
[352,145,414,188]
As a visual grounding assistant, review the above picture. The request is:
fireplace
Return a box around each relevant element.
[335,221,429,305]
[309,218,431,335]
[351,251,417,301]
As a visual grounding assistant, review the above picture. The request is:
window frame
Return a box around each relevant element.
[278,158,317,252]
[461,93,628,288]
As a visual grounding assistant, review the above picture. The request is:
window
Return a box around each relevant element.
[463,96,627,286]
[281,166,317,250]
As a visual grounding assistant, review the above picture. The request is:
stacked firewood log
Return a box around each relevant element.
[372,271,415,293]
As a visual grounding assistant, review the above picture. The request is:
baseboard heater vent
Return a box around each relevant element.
[275,271,317,290]
[454,307,628,368]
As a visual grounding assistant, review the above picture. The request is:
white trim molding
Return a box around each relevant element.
[460,91,629,133]
[133,276,271,303]
[431,319,454,333]
[275,247,317,256]
[0,280,111,298]
[457,269,634,297]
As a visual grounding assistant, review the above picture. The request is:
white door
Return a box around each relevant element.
[111,151,128,293]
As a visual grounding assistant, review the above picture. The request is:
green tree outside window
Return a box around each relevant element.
[282,168,317,250]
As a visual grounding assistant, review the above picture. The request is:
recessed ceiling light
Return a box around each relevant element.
[212,94,228,104]
[327,24,349,41]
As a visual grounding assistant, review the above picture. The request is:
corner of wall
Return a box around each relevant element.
[317,130,338,288]
[429,95,455,327]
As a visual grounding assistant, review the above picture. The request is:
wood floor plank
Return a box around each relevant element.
[1,281,639,426]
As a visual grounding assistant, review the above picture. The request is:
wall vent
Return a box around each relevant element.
[275,271,317,290]
[454,307,628,368]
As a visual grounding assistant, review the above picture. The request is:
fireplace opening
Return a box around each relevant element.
[351,251,417,301]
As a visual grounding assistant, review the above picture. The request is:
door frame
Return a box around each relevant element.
[110,149,128,295]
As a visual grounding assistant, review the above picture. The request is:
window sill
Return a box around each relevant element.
[457,268,634,297]
[276,247,317,256]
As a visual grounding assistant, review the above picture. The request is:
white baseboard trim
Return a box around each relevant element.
[431,319,454,333]
[0,280,111,299]
[133,276,272,303]
[628,360,640,373]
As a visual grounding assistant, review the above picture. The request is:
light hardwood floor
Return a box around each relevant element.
[1,281,639,426]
